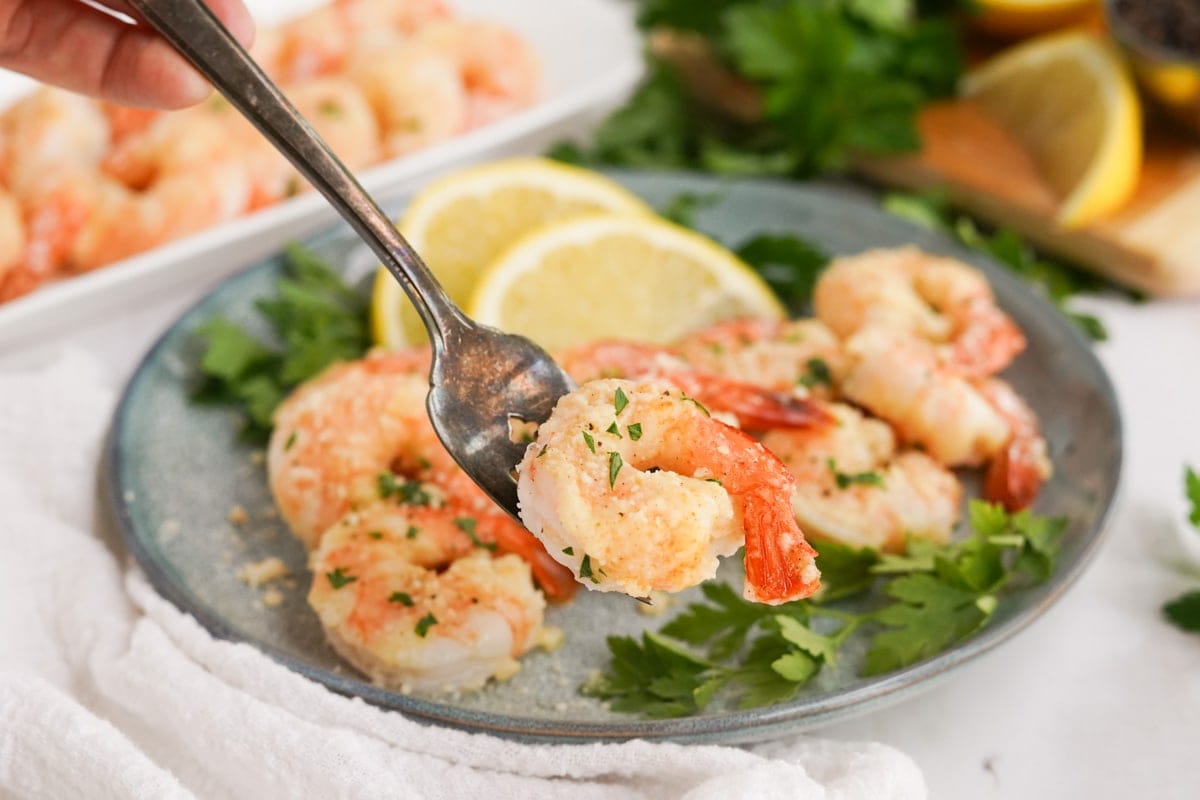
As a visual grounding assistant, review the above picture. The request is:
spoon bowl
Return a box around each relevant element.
[126,0,573,519]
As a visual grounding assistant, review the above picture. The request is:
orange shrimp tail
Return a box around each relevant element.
[982,440,1046,511]
[679,374,835,431]
[740,489,821,605]
[474,510,579,602]
[948,303,1026,378]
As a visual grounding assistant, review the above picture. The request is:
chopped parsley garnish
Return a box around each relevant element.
[606,421,623,437]
[414,613,438,637]
[1162,466,1200,633]
[192,245,370,441]
[455,517,496,551]
[284,431,297,451]
[628,422,644,440]
[563,546,575,556]
[579,554,602,583]
[389,591,414,606]
[368,531,383,540]
[378,472,434,505]
[681,394,710,416]
[798,357,832,389]
[609,452,624,488]
[406,525,420,539]
[614,386,629,415]
[583,431,597,453]
[582,500,1065,717]
[828,459,885,489]
[325,567,357,590]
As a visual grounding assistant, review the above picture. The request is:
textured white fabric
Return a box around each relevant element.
[0,350,925,800]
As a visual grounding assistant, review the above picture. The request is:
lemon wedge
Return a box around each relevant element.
[971,0,1099,37]
[960,31,1142,228]
[371,158,650,348]
[467,214,784,353]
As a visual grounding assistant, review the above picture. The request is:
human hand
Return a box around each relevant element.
[0,0,254,109]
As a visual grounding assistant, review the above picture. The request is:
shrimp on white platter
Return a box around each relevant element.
[308,503,561,693]
[516,379,821,605]
[839,327,1051,510]
[813,246,1026,379]
[760,403,962,552]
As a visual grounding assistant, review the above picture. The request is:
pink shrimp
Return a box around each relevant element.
[559,340,832,431]
[975,378,1053,511]
[813,246,1026,378]
[675,317,847,398]
[413,21,541,129]
[516,378,821,605]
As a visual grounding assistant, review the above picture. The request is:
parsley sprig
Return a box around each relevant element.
[554,0,964,178]
[192,245,370,441]
[1162,466,1200,632]
[582,500,1065,717]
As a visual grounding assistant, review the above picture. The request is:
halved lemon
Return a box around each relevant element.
[971,0,1099,38]
[371,158,650,348]
[468,214,784,353]
[960,31,1142,228]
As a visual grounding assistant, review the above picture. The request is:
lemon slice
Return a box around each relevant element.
[468,214,785,353]
[971,0,1098,37]
[371,158,651,348]
[960,31,1142,228]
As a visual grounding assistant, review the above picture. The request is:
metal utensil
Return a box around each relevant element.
[126,0,574,518]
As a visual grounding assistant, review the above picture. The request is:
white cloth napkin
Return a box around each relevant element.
[0,349,925,800]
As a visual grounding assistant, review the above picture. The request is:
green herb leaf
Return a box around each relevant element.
[389,591,414,606]
[606,421,623,437]
[414,613,438,637]
[627,422,644,440]
[455,517,497,550]
[583,430,596,453]
[614,386,629,415]
[378,473,434,506]
[579,554,601,583]
[1164,591,1200,632]
[563,546,575,556]
[798,357,832,388]
[609,452,624,488]
[1186,466,1200,528]
[735,234,828,312]
[828,458,885,489]
[326,567,357,590]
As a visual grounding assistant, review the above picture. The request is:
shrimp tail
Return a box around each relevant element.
[982,438,1049,511]
[674,373,835,430]
[474,510,578,601]
[740,485,821,605]
[947,300,1027,378]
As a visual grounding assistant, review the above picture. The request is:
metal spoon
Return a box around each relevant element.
[126,0,574,519]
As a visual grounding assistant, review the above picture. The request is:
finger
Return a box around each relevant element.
[0,0,255,109]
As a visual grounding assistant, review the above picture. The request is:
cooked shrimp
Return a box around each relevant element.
[760,403,962,552]
[0,189,29,301]
[14,169,100,284]
[975,378,1053,511]
[70,163,252,272]
[272,0,450,84]
[345,41,466,159]
[839,327,1011,468]
[268,349,577,598]
[516,379,821,604]
[0,88,110,198]
[675,317,847,398]
[414,21,540,129]
[308,503,560,692]
[813,246,1025,378]
[284,78,381,172]
[268,348,452,549]
[559,340,831,431]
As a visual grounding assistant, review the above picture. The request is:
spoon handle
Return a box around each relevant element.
[126,0,466,348]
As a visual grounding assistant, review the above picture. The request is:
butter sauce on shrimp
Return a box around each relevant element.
[309,503,560,692]
[516,379,821,605]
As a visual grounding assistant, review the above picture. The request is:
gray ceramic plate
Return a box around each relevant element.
[107,173,1121,745]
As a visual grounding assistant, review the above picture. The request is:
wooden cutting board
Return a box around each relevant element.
[855,97,1200,298]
